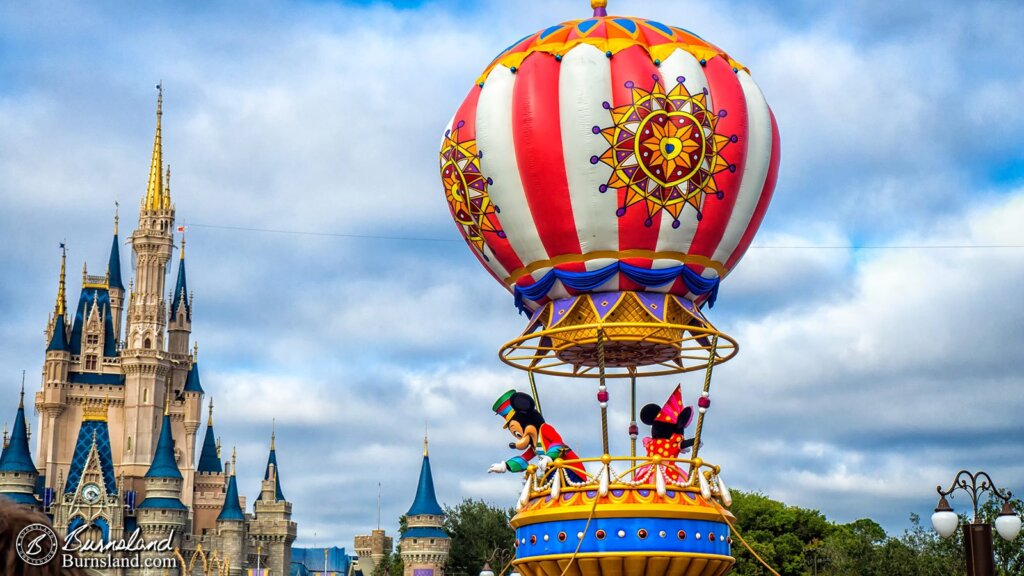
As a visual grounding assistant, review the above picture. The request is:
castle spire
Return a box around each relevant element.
[144,84,164,211]
[257,422,285,502]
[196,398,221,474]
[47,244,70,352]
[424,420,429,456]
[0,383,36,474]
[145,409,182,479]
[108,203,124,291]
[55,243,67,317]
[164,165,171,208]
[217,447,244,522]
[170,232,190,322]
[407,439,443,516]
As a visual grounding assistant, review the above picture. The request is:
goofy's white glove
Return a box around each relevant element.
[488,462,508,474]
[536,455,553,474]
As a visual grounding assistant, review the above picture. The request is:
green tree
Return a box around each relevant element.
[372,515,408,576]
[897,512,963,575]
[728,490,833,575]
[442,499,515,576]
[978,496,1024,576]
[372,551,404,576]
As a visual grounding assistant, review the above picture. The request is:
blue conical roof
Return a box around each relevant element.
[0,393,36,473]
[197,422,221,474]
[47,314,69,352]
[170,251,190,321]
[108,232,124,291]
[145,413,182,479]
[218,473,244,522]
[407,454,443,516]
[183,362,203,393]
[256,444,285,502]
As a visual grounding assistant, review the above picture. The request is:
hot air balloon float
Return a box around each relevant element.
[439,0,780,574]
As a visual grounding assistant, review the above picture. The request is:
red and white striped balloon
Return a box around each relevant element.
[440,15,780,312]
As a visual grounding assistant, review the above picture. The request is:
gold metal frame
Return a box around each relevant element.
[501,321,736,378]
[500,292,737,378]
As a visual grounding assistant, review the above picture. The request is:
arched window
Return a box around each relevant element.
[143,389,148,403]
[127,437,132,452]
[143,337,151,349]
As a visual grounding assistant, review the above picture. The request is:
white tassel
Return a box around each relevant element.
[551,469,562,500]
[518,477,532,510]
[599,465,610,497]
[698,470,712,500]
[718,475,732,506]
[655,465,667,497]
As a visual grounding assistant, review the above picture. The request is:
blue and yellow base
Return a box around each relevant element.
[512,487,734,576]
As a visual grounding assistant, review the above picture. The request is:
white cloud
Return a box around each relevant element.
[1,0,1022,549]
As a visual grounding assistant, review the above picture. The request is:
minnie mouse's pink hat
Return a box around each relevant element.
[655,384,692,427]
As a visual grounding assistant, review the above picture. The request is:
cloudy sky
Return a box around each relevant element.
[2,0,1023,550]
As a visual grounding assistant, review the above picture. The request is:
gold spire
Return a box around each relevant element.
[208,397,214,426]
[55,243,67,317]
[114,201,119,235]
[180,231,186,260]
[231,446,237,477]
[164,165,172,209]
[164,386,170,416]
[424,419,429,456]
[270,418,276,451]
[145,84,164,211]
[19,371,25,409]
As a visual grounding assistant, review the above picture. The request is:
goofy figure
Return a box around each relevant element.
[488,389,587,482]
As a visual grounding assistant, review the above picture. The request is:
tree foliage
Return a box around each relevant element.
[727,490,1023,576]
[442,499,515,576]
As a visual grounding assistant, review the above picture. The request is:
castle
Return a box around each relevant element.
[354,437,449,576]
[0,88,297,575]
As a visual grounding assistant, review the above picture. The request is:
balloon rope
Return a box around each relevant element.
[710,500,782,576]
[629,372,637,478]
[689,334,718,474]
[528,371,543,416]
[553,487,602,576]
[597,329,609,456]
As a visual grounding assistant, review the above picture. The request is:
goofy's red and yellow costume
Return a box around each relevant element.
[489,390,587,482]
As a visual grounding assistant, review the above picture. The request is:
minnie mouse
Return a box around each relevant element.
[635,384,694,484]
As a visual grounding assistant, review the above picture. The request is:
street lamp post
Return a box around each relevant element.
[931,470,1022,576]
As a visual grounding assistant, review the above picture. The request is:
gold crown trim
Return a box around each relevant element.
[82,397,110,422]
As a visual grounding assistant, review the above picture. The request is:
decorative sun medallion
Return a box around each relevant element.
[593,75,736,227]
[440,120,505,259]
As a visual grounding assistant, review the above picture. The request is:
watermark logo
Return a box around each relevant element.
[16,523,59,566]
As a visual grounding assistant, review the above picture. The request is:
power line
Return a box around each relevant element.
[185,223,1024,250]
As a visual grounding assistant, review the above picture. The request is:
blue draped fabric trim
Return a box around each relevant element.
[513,261,720,313]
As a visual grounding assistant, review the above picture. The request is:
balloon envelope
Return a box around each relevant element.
[440,16,781,313]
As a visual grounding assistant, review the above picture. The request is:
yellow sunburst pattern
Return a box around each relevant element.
[594,76,736,227]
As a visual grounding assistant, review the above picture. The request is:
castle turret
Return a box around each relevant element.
[121,86,175,475]
[400,436,450,576]
[0,384,41,507]
[251,427,297,576]
[108,208,125,343]
[168,235,191,357]
[192,398,225,535]
[136,406,186,564]
[217,449,247,576]
[40,245,71,483]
